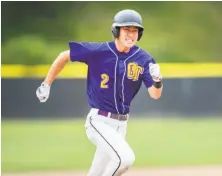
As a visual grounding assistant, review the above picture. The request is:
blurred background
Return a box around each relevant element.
[1,1,222,175]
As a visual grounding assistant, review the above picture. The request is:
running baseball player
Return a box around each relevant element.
[36,9,163,176]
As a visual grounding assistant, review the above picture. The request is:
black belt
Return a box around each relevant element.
[98,110,128,121]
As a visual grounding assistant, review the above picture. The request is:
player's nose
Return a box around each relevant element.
[127,32,134,37]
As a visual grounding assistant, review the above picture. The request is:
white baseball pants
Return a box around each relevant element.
[84,108,135,176]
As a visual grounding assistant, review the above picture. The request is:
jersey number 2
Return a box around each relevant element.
[100,73,109,88]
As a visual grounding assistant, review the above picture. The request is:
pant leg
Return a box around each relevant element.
[86,115,135,176]
[112,124,129,176]
[101,123,133,176]
[117,123,127,139]
[86,147,110,176]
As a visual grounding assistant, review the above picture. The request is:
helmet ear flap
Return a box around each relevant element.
[112,25,120,38]
[137,29,143,41]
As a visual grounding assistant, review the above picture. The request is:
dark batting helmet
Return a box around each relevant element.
[112,9,144,41]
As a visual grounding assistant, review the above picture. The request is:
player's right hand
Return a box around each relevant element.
[36,82,50,103]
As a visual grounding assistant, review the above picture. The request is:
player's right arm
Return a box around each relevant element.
[44,50,70,86]
[36,50,71,102]
[36,41,101,103]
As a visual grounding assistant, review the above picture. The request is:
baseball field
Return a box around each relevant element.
[2,117,222,176]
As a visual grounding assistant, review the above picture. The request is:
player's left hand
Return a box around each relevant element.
[149,63,162,82]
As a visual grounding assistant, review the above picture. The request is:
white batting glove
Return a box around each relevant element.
[149,63,162,82]
[36,82,50,103]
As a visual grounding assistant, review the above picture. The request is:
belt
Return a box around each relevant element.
[98,110,128,121]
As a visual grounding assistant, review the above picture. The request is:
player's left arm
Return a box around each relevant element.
[147,63,163,99]
[143,60,163,100]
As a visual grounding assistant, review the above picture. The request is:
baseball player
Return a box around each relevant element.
[36,9,162,176]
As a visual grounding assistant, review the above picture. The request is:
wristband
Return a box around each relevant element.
[153,81,162,88]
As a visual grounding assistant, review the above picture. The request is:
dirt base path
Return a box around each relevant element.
[3,165,222,176]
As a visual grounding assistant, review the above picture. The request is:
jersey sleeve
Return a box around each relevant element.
[142,57,156,88]
[69,42,101,64]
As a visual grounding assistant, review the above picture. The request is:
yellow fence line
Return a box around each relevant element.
[1,63,222,78]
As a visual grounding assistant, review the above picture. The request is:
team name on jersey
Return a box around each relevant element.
[127,62,144,81]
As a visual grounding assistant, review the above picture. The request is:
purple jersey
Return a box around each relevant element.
[69,41,155,114]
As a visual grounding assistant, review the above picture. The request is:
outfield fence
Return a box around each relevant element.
[2,77,222,118]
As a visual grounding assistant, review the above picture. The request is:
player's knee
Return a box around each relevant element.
[111,144,135,168]
[112,150,135,167]
[120,148,135,167]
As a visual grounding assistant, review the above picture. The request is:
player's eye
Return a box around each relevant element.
[133,29,138,33]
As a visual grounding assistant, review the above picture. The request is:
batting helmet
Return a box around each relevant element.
[112,9,144,41]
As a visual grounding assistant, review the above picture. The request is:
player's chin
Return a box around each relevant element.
[124,42,136,48]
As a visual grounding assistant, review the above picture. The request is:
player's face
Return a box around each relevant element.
[119,26,139,48]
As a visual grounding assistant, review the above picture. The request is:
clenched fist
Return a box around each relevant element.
[36,82,50,103]
[149,63,162,82]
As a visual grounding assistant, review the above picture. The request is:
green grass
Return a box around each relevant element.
[2,117,222,173]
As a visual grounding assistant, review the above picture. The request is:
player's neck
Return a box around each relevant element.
[115,39,130,53]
